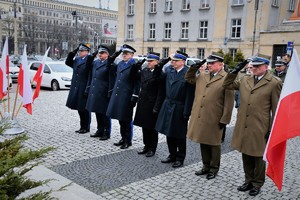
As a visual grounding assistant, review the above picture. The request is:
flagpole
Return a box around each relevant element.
[7,75,10,113]
[15,102,22,118]
[11,84,19,120]
[0,110,3,119]
[3,101,7,112]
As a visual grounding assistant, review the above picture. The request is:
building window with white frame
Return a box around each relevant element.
[231,19,241,39]
[147,47,153,53]
[163,47,169,58]
[149,23,156,39]
[165,0,173,11]
[200,0,210,9]
[128,0,134,15]
[272,0,279,7]
[181,22,189,39]
[288,0,295,11]
[229,48,237,60]
[179,48,186,53]
[164,23,172,39]
[197,48,205,59]
[150,0,157,13]
[182,0,190,10]
[199,21,208,39]
[232,0,244,6]
[127,24,134,40]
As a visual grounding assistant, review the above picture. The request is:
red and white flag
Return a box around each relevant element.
[18,45,33,114]
[0,36,9,99]
[32,47,50,101]
[264,49,300,191]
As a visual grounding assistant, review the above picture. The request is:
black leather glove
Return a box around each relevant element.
[136,58,147,68]
[191,59,207,69]
[158,57,171,67]
[92,50,98,58]
[218,122,226,130]
[265,131,270,143]
[72,47,79,54]
[112,49,122,59]
[230,60,249,74]
[153,109,158,115]
[130,96,138,108]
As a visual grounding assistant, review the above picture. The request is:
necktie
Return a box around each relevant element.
[210,73,214,80]
[254,76,259,85]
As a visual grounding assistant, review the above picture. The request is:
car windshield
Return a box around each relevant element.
[48,63,73,72]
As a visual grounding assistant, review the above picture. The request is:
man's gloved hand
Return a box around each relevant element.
[158,57,171,67]
[265,131,270,143]
[153,109,158,115]
[191,59,206,69]
[130,96,138,107]
[111,49,122,59]
[92,50,98,58]
[136,58,147,68]
[218,122,226,130]
[230,60,249,74]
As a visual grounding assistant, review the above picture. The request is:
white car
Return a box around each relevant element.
[29,61,72,91]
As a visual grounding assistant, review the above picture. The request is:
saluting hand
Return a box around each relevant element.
[230,60,249,74]
[190,59,207,69]
[158,57,171,67]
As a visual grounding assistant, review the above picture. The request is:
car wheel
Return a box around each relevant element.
[51,80,59,91]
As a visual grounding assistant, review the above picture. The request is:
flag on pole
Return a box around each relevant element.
[264,49,300,191]
[0,37,9,99]
[18,45,33,114]
[32,47,50,102]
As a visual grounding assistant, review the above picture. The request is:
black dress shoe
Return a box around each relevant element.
[195,169,210,176]
[249,187,260,196]
[90,131,103,137]
[120,142,130,149]
[161,157,176,163]
[114,139,125,146]
[75,129,82,133]
[99,135,110,140]
[137,148,148,154]
[172,161,183,168]
[206,172,217,180]
[78,129,90,134]
[237,183,253,192]
[145,151,155,157]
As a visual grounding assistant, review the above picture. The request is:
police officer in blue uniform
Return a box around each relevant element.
[106,44,144,149]
[65,43,94,134]
[86,45,113,140]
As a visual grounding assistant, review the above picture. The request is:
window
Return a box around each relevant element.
[230,48,237,60]
[197,48,205,59]
[200,0,210,9]
[127,24,133,40]
[128,0,134,15]
[288,0,295,11]
[147,47,153,53]
[150,0,157,13]
[149,23,156,39]
[231,19,241,39]
[164,23,171,39]
[181,22,189,39]
[182,0,190,10]
[165,0,173,11]
[162,48,169,58]
[199,21,208,39]
[272,0,279,7]
[232,0,244,6]
[179,48,186,53]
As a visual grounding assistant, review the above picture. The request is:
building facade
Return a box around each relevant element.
[117,0,299,65]
[0,0,118,57]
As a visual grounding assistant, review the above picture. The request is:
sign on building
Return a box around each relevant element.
[62,42,68,50]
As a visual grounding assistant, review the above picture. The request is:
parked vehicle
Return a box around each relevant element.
[185,57,202,67]
[0,58,19,83]
[29,61,72,91]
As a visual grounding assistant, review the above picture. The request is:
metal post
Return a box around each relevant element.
[0,10,3,51]
[13,2,18,55]
[252,0,259,55]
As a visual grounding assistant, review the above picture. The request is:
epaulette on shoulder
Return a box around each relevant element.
[272,75,282,82]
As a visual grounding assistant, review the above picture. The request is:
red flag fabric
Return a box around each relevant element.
[0,37,9,99]
[264,49,300,191]
[18,45,33,114]
[32,47,50,102]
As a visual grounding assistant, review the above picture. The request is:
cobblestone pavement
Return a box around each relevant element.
[1,89,300,199]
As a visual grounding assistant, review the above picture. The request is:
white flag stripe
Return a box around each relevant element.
[40,47,51,78]
[21,45,33,105]
[0,37,8,92]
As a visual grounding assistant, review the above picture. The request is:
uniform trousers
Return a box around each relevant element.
[167,136,186,162]
[142,128,158,152]
[200,144,221,173]
[242,153,266,188]
[119,120,133,142]
[78,110,91,130]
[95,113,111,136]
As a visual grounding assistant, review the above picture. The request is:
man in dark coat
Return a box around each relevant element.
[273,58,287,83]
[106,44,143,149]
[134,52,169,157]
[86,45,114,140]
[155,51,195,168]
[65,43,94,134]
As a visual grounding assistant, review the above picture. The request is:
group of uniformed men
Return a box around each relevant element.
[65,43,285,196]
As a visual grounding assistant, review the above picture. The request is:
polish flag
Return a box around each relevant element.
[264,49,300,191]
[0,37,9,99]
[18,45,33,114]
[32,47,50,102]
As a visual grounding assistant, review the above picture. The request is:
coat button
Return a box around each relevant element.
[206,85,209,88]
[251,91,253,94]
[116,94,118,96]
[203,96,205,98]
[245,126,247,128]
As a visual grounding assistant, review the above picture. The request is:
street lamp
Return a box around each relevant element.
[248,0,259,55]
[9,1,18,55]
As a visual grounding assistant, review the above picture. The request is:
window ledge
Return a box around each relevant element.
[231,4,244,7]
[164,10,173,13]
[229,38,242,41]
[180,9,191,12]
[127,13,134,16]
[199,7,210,10]
[147,39,156,41]
[148,12,157,14]
[125,39,134,41]
[162,38,172,41]
[197,38,208,41]
[179,38,189,41]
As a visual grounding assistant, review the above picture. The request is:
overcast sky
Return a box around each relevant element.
[60,0,118,11]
